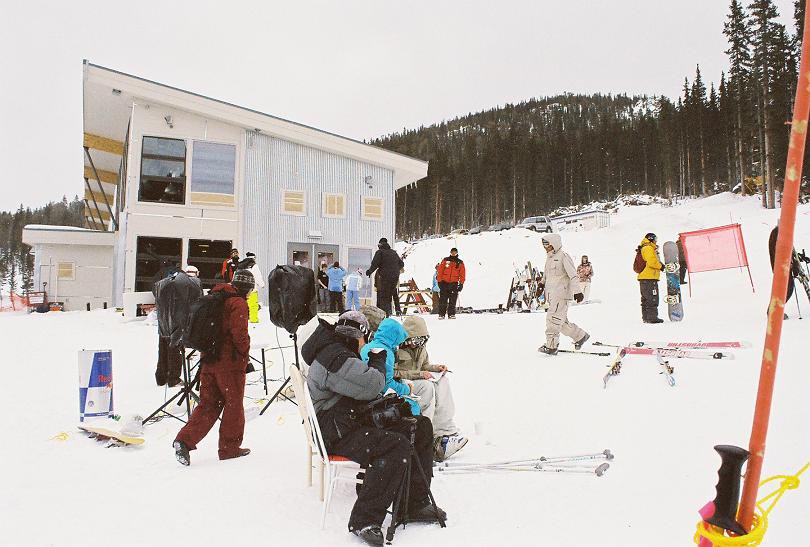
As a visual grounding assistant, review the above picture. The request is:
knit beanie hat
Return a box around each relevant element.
[359,305,386,334]
[335,310,370,340]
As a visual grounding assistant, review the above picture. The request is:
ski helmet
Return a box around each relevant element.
[645,232,657,243]
[231,269,255,295]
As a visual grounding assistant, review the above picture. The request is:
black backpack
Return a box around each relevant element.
[182,290,235,357]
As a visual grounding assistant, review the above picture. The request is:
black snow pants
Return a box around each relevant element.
[437,281,459,317]
[330,416,435,531]
[156,337,184,386]
[639,279,661,322]
[376,275,398,316]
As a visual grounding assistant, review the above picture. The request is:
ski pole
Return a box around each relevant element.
[434,449,613,469]
[794,285,802,319]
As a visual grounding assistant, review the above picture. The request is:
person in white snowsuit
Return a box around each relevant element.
[538,234,589,355]
[345,268,364,311]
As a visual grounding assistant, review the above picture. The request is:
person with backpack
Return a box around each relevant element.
[436,248,465,319]
[576,256,594,301]
[635,233,664,324]
[153,266,203,387]
[345,268,364,311]
[538,234,589,355]
[221,248,240,282]
[367,237,404,316]
[302,310,445,545]
[173,269,254,466]
[326,261,347,312]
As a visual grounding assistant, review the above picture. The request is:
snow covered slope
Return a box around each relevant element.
[2,193,808,546]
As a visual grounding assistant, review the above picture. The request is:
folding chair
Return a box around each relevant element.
[289,367,364,528]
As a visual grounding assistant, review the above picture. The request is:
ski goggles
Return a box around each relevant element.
[403,335,429,348]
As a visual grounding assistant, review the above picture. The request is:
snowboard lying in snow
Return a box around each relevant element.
[78,425,145,447]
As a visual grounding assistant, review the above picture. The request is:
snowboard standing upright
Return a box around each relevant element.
[662,241,684,321]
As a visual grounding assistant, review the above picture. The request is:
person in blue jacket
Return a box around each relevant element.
[431,263,440,314]
[359,317,421,416]
[326,261,347,313]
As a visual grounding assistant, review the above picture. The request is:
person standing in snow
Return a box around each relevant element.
[317,263,330,312]
[238,252,264,323]
[173,269,254,466]
[436,248,465,319]
[431,264,440,314]
[326,261,347,312]
[345,268,364,311]
[576,256,593,301]
[396,315,467,461]
[153,265,203,387]
[366,237,404,316]
[538,234,589,355]
[768,226,802,313]
[637,232,664,323]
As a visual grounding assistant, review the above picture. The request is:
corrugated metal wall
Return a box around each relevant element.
[242,130,394,303]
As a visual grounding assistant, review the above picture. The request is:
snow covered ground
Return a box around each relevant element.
[3,193,808,546]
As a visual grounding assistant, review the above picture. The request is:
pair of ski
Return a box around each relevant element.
[434,449,613,477]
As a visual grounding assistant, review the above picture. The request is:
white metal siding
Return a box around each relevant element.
[242,130,394,303]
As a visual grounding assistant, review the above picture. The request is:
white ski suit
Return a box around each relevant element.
[542,234,587,349]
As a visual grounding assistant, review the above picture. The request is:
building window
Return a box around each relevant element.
[282,190,306,216]
[57,262,75,280]
[135,236,182,292]
[188,239,233,290]
[361,196,384,221]
[139,136,186,204]
[190,141,236,206]
[322,193,346,218]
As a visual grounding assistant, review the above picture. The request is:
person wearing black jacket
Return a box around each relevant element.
[768,226,802,309]
[366,238,404,316]
[153,268,203,386]
[303,310,446,546]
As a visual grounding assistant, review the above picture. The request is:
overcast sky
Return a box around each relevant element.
[0,0,796,211]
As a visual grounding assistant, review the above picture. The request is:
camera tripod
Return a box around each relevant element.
[142,349,202,425]
[386,417,446,543]
[259,331,299,415]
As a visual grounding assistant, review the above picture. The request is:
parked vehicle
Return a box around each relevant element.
[517,215,554,233]
[468,225,485,235]
[488,221,513,232]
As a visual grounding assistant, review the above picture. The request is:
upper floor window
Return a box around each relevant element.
[282,189,306,216]
[361,196,384,221]
[139,137,186,204]
[190,141,236,206]
[322,193,346,218]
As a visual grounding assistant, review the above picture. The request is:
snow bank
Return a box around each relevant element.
[3,192,809,546]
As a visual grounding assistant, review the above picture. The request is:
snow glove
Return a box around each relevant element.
[574,292,584,303]
[367,349,387,375]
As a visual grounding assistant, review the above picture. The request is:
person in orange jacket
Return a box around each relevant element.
[221,248,240,282]
[436,248,466,319]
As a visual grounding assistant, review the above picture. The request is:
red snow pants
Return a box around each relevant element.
[175,368,246,459]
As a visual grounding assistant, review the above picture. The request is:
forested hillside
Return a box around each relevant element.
[0,197,84,295]
[378,0,808,239]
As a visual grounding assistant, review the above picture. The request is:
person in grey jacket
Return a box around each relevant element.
[302,310,445,546]
[538,234,589,355]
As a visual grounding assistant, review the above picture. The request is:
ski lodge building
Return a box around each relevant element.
[22,61,428,311]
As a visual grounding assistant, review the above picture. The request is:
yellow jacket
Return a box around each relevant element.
[637,238,662,280]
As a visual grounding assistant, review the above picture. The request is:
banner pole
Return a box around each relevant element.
[737,7,810,529]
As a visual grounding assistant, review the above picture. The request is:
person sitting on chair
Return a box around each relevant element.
[303,310,446,546]
[397,316,467,461]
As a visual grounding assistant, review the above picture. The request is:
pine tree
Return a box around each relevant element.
[725,0,753,195]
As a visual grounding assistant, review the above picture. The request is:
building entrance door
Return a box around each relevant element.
[287,243,340,271]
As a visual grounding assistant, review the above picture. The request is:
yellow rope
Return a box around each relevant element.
[694,462,809,546]
[49,432,70,441]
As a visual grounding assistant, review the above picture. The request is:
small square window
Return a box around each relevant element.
[283,190,306,216]
[57,262,75,280]
[322,193,346,218]
[361,197,384,221]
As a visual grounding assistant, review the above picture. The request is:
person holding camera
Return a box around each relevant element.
[302,310,446,546]
[366,237,404,316]
[173,270,254,466]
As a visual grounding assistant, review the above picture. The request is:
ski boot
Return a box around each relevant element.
[574,333,590,350]
[351,525,384,546]
[538,345,558,355]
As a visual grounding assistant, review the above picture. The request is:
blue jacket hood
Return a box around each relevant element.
[372,318,409,350]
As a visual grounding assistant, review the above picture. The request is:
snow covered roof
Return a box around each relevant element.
[22,225,115,246]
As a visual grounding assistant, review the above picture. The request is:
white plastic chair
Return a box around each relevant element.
[289,367,364,528]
